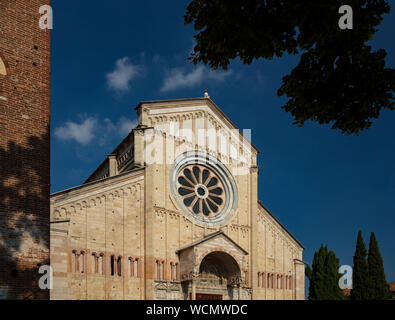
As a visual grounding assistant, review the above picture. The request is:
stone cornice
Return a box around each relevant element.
[51,167,144,201]
[249,165,259,174]
[153,206,251,234]
[257,201,304,251]
[51,179,144,221]
[135,97,259,154]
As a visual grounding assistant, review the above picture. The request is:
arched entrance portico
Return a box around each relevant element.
[177,231,249,300]
[195,251,242,300]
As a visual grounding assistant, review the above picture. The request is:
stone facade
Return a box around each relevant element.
[0,0,51,299]
[50,97,305,300]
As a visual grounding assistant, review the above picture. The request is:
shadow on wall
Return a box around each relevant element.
[0,128,50,299]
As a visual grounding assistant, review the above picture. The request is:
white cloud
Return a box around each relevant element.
[118,117,138,136]
[160,65,232,92]
[106,57,142,93]
[55,116,138,146]
[99,116,138,146]
[54,117,97,145]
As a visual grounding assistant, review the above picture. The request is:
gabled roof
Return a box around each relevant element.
[83,96,259,185]
[258,200,304,250]
[84,129,135,184]
[135,97,260,154]
[176,230,248,255]
[51,166,145,198]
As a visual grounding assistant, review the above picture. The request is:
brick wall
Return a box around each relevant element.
[0,0,50,299]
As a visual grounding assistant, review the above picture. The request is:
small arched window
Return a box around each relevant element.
[129,257,134,277]
[261,272,265,288]
[156,260,164,280]
[0,54,8,101]
[257,272,261,288]
[110,255,115,276]
[156,260,160,280]
[170,262,178,281]
[71,250,86,273]
[117,256,122,276]
[80,251,85,273]
[174,262,178,281]
[135,258,139,278]
[92,253,98,274]
[99,253,105,275]
[129,257,139,278]
[0,56,6,76]
[72,250,77,273]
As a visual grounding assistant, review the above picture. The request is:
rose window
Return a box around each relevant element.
[170,151,238,225]
[177,164,225,218]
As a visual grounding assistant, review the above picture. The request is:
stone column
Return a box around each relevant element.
[133,127,156,298]
[249,164,259,299]
[133,128,146,167]
[294,259,306,300]
[191,279,196,300]
[108,154,118,176]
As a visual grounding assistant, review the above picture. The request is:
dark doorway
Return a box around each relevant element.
[196,293,223,300]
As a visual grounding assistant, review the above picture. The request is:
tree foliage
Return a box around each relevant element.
[185,0,395,134]
[305,264,312,281]
[308,244,343,300]
[367,232,391,299]
[351,230,370,300]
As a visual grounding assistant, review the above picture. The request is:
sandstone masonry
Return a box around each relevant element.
[50,97,305,300]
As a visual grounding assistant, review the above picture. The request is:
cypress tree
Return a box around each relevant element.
[308,244,343,300]
[351,230,370,300]
[367,232,391,300]
[308,250,319,299]
[325,250,344,300]
[319,245,329,299]
[305,264,312,281]
[308,245,326,300]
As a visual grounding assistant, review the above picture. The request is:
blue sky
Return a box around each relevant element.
[51,0,395,287]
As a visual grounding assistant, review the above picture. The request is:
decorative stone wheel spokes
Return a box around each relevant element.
[177,164,225,217]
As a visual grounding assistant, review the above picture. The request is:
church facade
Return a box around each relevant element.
[50,96,305,300]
